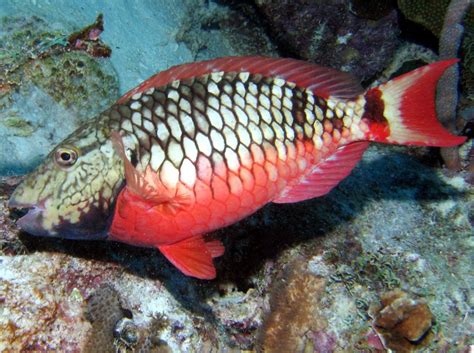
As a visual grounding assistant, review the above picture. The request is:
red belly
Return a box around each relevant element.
[108,140,318,248]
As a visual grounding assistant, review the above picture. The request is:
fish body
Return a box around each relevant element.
[9,56,466,279]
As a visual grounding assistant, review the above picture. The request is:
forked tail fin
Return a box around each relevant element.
[362,59,466,147]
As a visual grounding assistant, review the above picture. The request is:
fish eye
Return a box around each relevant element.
[55,147,78,167]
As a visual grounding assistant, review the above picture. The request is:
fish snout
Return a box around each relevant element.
[8,196,49,236]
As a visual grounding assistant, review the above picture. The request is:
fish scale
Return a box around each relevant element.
[9,56,465,279]
[110,72,360,199]
[105,70,365,251]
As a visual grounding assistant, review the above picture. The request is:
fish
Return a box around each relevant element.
[8,56,466,279]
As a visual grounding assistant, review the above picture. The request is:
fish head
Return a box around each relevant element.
[8,118,125,239]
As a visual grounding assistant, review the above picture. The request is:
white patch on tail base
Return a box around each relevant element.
[377,66,431,144]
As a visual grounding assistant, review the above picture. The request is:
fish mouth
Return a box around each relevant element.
[8,198,49,236]
[8,197,110,240]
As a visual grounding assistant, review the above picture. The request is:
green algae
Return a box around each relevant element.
[1,115,35,137]
[0,16,119,118]
[327,247,403,296]
[27,51,117,114]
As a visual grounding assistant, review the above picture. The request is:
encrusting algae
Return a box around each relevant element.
[256,258,330,352]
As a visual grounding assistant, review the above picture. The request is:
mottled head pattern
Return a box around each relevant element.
[9,117,124,239]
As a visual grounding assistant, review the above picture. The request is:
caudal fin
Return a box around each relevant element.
[362,59,466,147]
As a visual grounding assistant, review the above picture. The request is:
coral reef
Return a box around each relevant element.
[83,284,128,352]
[0,1,472,351]
[0,0,197,94]
[0,16,117,117]
[0,254,93,351]
[84,284,170,352]
[254,0,400,80]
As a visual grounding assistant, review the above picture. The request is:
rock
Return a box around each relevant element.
[370,290,434,351]
[0,16,119,175]
[254,0,400,80]
[175,1,277,61]
[396,304,433,342]
[398,0,450,37]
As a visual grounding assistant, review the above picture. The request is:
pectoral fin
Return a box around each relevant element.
[158,236,224,279]
[111,131,191,215]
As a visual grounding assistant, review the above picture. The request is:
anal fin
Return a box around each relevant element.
[274,142,369,203]
[158,236,224,279]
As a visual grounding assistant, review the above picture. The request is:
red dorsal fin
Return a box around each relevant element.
[274,142,369,203]
[158,235,220,279]
[118,56,364,103]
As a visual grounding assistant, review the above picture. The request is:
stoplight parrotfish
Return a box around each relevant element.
[8,56,466,279]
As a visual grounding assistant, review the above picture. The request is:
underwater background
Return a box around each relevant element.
[0,0,472,352]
